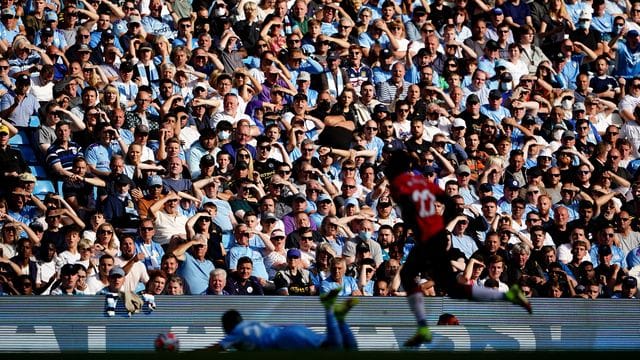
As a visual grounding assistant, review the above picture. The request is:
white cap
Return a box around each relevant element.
[452,118,466,128]
[534,135,548,146]
[538,147,552,158]
[579,10,592,20]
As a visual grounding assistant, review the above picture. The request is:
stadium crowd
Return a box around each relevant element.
[0,0,638,300]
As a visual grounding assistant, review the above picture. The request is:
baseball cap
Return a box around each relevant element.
[466,94,480,104]
[413,6,427,16]
[501,72,513,83]
[533,135,548,146]
[573,102,586,112]
[344,197,359,207]
[492,7,503,15]
[287,248,302,258]
[102,29,115,40]
[317,193,332,203]
[505,178,520,190]
[527,167,544,178]
[579,11,592,20]
[327,51,341,61]
[200,154,216,167]
[45,11,58,22]
[0,124,9,135]
[148,175,163,187]
[628,29,640,38]
[452,118,466,129]
[60,263,78,276]
[374,104,389,114]
[29,222,44,232]
[456,165,471,176]
[479,183,493,193]
[42,27,54,36]
[562,130,576,139]
[77,44,92,53]
[293,193,307,202]
[356,242,370,253]
[599,244,612,257]
[382,141,402,153]
[16,74,31,86]
[128,15,142,24]
[489,89,502,100]
[115,173,130,185]
[1,8,15,17]
[622,276,637,288]
[552,52,565,62]
[423,165,436,176]
[109,266,126,277]
[139,42,154,51]
[19,172,37,183]
[262,212,277,221]
[270,229,285,238]
[119,61,134,73]
[538,148,552,158]
[199,127,216,138]
[486,40,500,51]
[381,48,393,59]
[135,124,149,134]
[521,114,537,125]
[297,71,310,82]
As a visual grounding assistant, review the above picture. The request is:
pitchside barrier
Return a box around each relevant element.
[0,296,638,352]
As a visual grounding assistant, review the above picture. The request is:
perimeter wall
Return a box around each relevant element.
[0,296,638,351]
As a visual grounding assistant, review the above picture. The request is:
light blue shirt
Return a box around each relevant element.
[141,15,175,40]
[0,92,39,127]
[614,40,640,78]
[177,251,215,295]
[228,245,269,280]
[319,275,359,295]
[451,234,478,259]
[480,104,512,123]
[85,142,121,173]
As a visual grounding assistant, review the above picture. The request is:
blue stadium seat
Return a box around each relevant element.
[29,116,41,128]
[9,130,30,145]
[33,180,56,199]
[18,145,39,165]
[29,165,48,179]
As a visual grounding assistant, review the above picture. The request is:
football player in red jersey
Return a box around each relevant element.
[384,150,531,347]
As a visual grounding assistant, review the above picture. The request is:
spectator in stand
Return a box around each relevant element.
[225,256,264,295]
[172,234,215,295]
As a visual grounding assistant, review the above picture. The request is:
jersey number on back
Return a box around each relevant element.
[411,189,436,218]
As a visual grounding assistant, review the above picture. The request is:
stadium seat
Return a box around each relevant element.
[29,165,48,179]
[9,130,30,145]
[29,116,40,128]
[18,145,39,165]
[33,180,56,199]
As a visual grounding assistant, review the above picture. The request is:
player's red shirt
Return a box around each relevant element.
[390,172,445,243]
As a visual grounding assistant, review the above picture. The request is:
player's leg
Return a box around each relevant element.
[320,287,344,349]
[448,283,532,313]
[400,244,432,346]
[334,298,359,350]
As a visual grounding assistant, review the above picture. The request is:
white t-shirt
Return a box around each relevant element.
[154,211,188,245]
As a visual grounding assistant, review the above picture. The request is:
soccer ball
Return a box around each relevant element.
[155,332,180,352]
